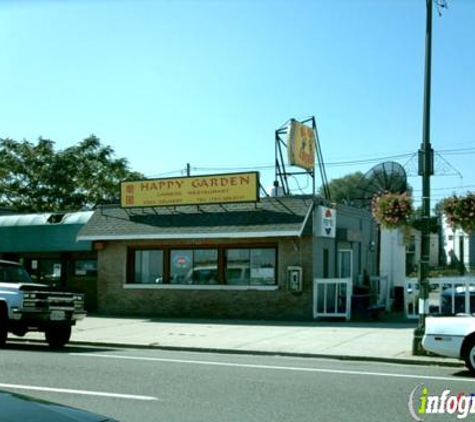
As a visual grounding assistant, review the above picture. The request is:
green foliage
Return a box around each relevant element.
[371,191,413,229]
[0,135,143,212]
[409,206,439,233]
[440,192,475,233]
[318,171,365,205]
[321,170,413,208]
[409,214,439,234]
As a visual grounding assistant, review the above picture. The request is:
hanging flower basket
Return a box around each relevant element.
[440,192,475,233]
[371,191,413,229]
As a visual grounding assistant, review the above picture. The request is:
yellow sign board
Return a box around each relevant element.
[121,172,259,208]
[287,119,316,170]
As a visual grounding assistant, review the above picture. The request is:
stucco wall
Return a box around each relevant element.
[96,236,315,320]
[336,205,378,282]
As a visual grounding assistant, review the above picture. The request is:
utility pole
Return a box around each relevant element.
[413,0,435,355]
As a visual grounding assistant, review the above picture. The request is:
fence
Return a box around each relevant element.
[313,278,352,321]
[370,275,391,311]
[405,277,475,319]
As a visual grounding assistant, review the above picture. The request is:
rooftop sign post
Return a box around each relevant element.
[120,172,259,208]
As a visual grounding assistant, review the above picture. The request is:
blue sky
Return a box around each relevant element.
[1,0,474,208]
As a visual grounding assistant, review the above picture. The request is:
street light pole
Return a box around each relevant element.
[413,0,435,355]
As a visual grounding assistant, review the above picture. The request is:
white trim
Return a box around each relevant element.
[337,249,353,279]
[123,284,279,291]
[313,278,353,321]
[299,203,314,237]
[78,231,301,241]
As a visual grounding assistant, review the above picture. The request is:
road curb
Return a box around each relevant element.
[9,338,465,369]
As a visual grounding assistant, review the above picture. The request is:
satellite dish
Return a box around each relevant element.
[357,161,408,208]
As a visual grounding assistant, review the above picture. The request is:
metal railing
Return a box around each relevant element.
[313,278,352,321]
[405,277,475,319]
[370,275,390,311]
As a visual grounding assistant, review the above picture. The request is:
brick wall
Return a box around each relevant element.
[96,237,315,320]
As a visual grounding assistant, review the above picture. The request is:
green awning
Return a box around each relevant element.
[0,212,93,253]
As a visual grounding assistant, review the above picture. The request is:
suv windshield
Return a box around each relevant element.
[0,263,33,284]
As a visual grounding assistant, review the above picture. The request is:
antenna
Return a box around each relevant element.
[357,161,408,208]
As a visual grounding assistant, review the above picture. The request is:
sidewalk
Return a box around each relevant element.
[11,315,464,368]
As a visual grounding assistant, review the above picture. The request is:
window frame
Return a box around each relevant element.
[337,249,353,279]
[169,247,219,285]
[73,258,98,277]
[224,246,277,286]
[127,247,166,285]
[126,244,278,290]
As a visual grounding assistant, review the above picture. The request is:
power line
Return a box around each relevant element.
[412,184,475,192]
[437,148,475,156]
[146,169,186,178]
[144,145,475,179]
[196,147,475,171]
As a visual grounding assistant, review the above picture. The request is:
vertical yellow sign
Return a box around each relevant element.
[287,119,316,170]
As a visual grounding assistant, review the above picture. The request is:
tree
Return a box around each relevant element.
[0,135,143,212]
[320,170,414,207]
[409,206,439,234]
[318,171,365,205]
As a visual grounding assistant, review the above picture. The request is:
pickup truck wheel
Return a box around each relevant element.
[463,339,475,374]
[45,326,71,349]
[0,324,6,347]
[0,305,8,347]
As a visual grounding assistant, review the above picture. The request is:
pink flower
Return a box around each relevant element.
[441,192,475,233]
[371,192,413,229]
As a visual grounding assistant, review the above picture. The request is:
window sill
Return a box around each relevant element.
[123,284,279,291]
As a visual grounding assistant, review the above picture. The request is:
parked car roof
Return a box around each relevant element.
[0,259,22,266]
[0,389,118,422]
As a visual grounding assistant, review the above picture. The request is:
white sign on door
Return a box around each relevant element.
[315,206,336,238]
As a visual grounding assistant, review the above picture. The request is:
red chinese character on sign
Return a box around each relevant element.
[126,196,135,205]
[126,185,135,194]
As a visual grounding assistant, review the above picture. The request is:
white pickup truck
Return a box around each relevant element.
[422,315,475,374]
[0,259,86,348]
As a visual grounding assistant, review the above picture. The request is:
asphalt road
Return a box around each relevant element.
[1,342,475,422]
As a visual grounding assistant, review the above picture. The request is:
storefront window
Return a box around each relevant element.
[128,246,276,287]
[74,259,98,276]
[29,259,62,286]
[134,250,164,284]
[170,249,218,284]
[225,248,276,286]
[225,249,250,285]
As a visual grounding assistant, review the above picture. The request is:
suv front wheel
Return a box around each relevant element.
[45,325,72,349]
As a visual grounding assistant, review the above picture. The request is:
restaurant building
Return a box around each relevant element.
[77,190,378,320]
